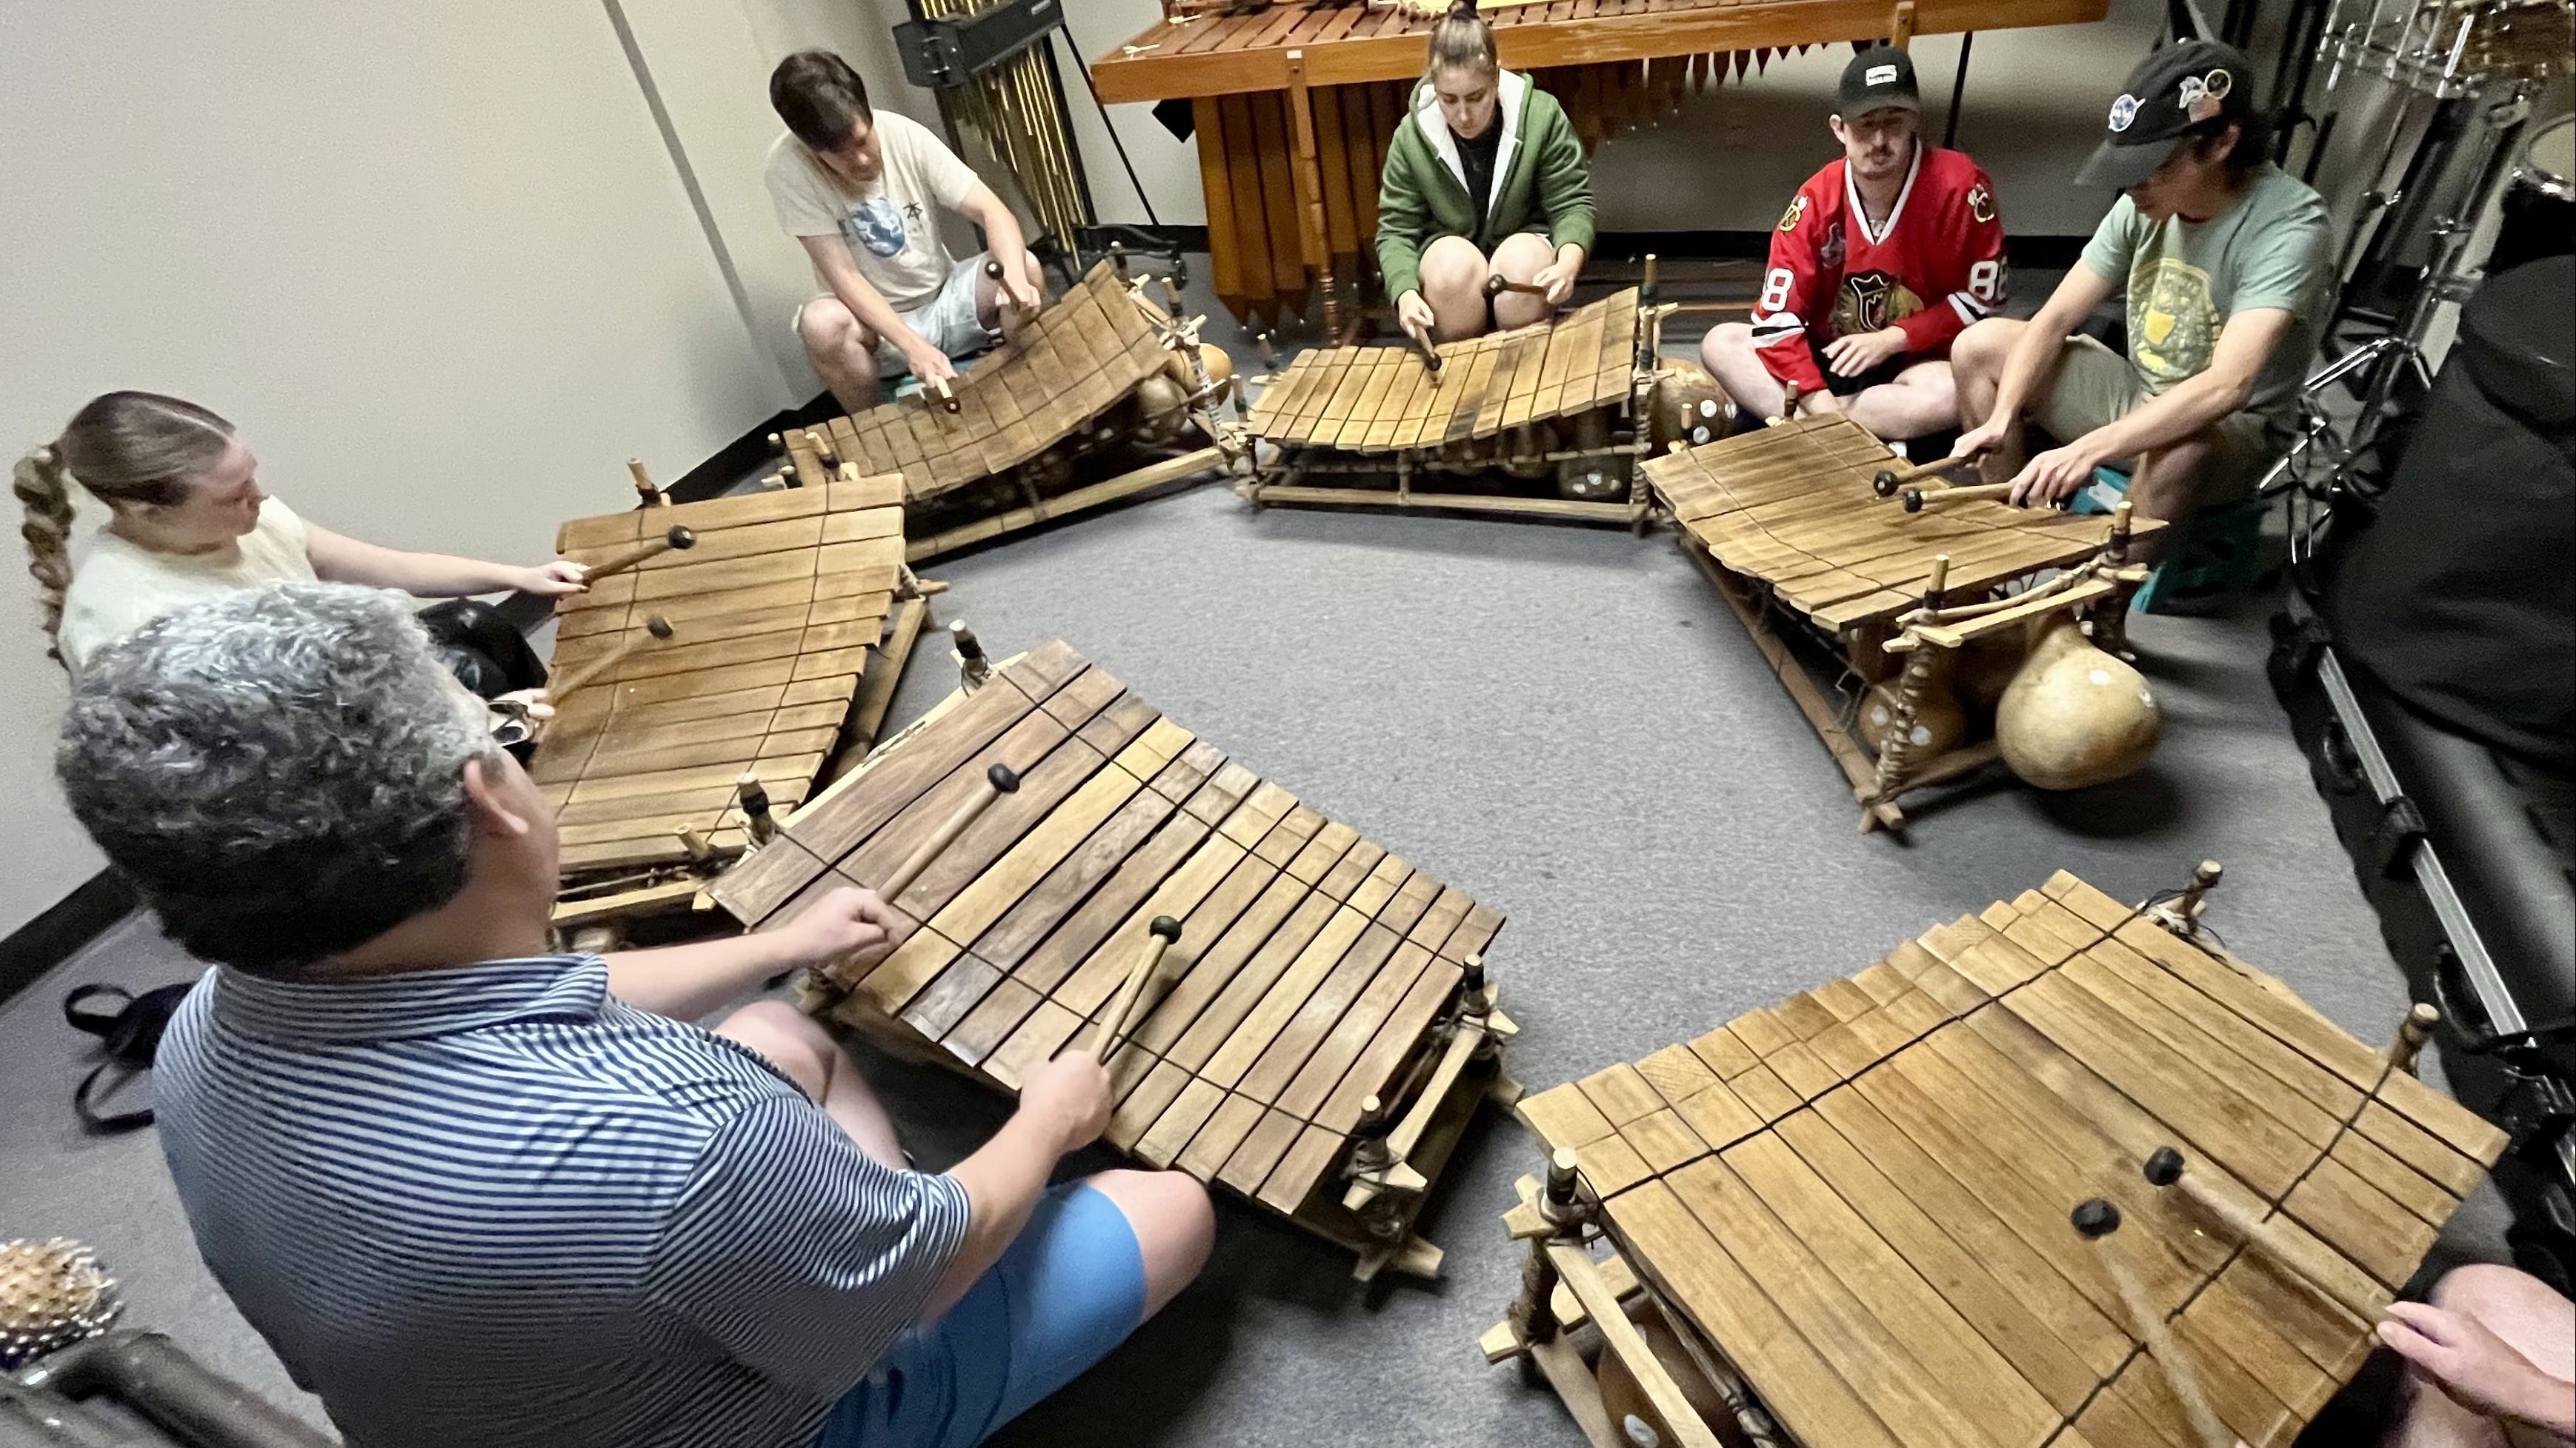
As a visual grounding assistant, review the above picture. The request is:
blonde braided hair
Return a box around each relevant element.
[15,393,233,667]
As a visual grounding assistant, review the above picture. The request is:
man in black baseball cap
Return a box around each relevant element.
[1946,39,2329,575]
[1700,45,2009,443]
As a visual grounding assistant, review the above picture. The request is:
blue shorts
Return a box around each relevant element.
[814,1182,1145,1448]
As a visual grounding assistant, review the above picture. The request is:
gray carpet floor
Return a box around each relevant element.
[0,262,2515,1446]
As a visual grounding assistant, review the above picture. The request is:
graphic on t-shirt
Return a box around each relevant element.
[2129,256,2220,387]
[843,196,908,258]
[1833,270,1924,336]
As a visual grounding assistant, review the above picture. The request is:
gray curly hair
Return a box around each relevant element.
[57,584,491,975]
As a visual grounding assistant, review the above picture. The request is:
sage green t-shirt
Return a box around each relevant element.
[2079,163,2330,443]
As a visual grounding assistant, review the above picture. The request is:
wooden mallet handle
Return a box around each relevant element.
[1903,481,2015,513]
[1410,330,1443,381]
[2143,1147,2384,1322]
[877,763,1021,903]
[548,614,673,701]
[1769,381,1803,427]
[928,376,960,415]
[1872,454,1977,497]
[985,256,1035,327]
[2072,1199,2230,1448]
[1094,915,1184,1062]
[584,525,696,583]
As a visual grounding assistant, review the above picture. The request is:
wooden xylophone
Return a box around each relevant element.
[711,638,1519,1279]
[539,473,930,928]
[1091,0,2110,327]
[1647,416,2172,832]
[1242,285,1718,524]
[771,259,1237,563]
[1485,864,2508,1448]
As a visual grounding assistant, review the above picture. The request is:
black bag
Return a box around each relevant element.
[63,982,193,1133]
[2325,256,2576,773]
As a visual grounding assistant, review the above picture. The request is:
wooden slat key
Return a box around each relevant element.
[1093,915,1185,1063]
[879,763,1023,902]
[2072,1198,2230,1448]
[582,524,696,582]
[2143,1147,2384,1322]
[548,614,673,701]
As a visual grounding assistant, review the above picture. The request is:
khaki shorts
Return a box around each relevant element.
[2028,335,2280,505]
[793,252,998,376]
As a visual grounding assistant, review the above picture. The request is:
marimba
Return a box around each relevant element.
[1646,416,2171,832]
[710,638,1519,1279]
[1485,864,2507,1448]
[772,259,1237,563]
[1243,284,1718,524]
[1091,0,2110,327]
[539,472,930,928]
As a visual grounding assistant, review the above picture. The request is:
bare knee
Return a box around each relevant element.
[2431,1264,2553,1329]
[1082,1169,1214,1318]
[715,999,833,1102]
[1490,231,1554,281]
[799,299,876,365]
[1418,235,1486,294]
[1951,316,2023,379]
[1702,321,1756,370]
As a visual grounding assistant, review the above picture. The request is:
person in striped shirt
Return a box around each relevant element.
[53,583,1213,1448]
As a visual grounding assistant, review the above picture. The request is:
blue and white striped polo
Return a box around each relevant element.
[152,955,972,1448]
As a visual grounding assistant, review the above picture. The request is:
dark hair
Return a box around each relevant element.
[1425,1,1498,85]
[2188,111,2272,182]
[770,50,873,151]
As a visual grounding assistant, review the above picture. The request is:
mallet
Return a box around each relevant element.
[628,458,665,507]
[985,256,1036,331]
[548,614,673,701]
[1871,455,1978,497]
[1903,481,2017,513]
[927,376,960,415]
[582,524,697,583]
[1093,915,1185,1062]
[876,764,1021,903]
[951,620,993,690]
[1403,325,1444,384]
[1482,274,1549,300]
[2142,1147,2383,1323]
[2071,1199,2231,1448]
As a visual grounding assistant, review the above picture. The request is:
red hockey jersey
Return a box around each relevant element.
[1750,144,2007,395]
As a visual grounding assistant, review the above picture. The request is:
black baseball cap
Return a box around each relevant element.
[1836,47,1919,117]
[2076,40,2257,189]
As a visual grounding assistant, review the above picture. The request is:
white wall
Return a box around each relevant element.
[0,1,783,936]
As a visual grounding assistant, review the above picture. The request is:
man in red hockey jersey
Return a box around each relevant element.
[1700,47,2008,442]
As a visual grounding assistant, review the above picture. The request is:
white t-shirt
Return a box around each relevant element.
[764,112,982,313]
[56,496,316,673]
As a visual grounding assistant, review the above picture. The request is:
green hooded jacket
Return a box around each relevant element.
[1374,68,1597,301]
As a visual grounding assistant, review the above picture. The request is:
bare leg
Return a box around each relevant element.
[1488,232,1559,331]
[797,297,884,413]
[1950,316,2027,482]
[1077,1168,1216,1319]
[714,1000,906,1170]
[1844,359,1961,441]
[1700,321,1785,425]
[2388,1265,2576,1448]
[1417,235,1493,342]
[975,249,1046,343]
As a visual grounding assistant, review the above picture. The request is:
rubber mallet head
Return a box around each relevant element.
[988,762,1022,794]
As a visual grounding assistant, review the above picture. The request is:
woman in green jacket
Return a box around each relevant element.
[1376,3,1597,346]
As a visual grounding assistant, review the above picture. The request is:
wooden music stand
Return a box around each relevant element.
[1645,416,2169,833]
[539,471,933,936]
[710,639,1520,1281]
[771,260,1240,563]
[1484,864,2508,1448]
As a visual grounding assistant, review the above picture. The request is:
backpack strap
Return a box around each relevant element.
[74,1062,154,1134]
